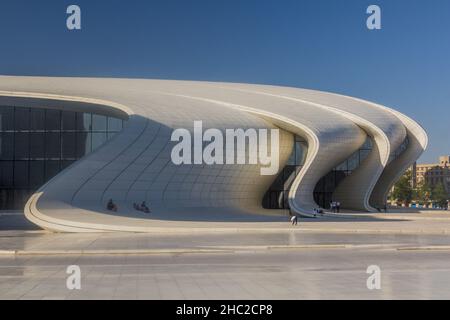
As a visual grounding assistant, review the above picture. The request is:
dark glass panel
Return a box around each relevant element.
[29,161,45,188]
[0,161,13,186]
[0,133,14,160]
[30,108,46,131]
[359,149,371,163]
[61,160,75,170]
[335,160,348,172]
[62,111,77,130]
[13,161,29,187]
[107,117,122,132]
[335,170,347,187]
[107,131,118,140]
[92,132,107,150]
[295,141,307,165]
[0,189,11,210]
[14,108,30,131]
[0,108,124,210]
[347,152,360,171]
[0,106,14,131]
[92,114,107,131]
[76,113,91,131]
[14,132,29,159]
[76,132,91,157]
[13,189,32,209]
[314,192,325,209]
[45,109,61,131]
[45,160,60,180]
[29,133,45,159]
[362,137,373,150]
[62,132,77,159]
[323,172,336,193]
[45,132,61,158]
[286,149,296,165]
[314,177,325,193]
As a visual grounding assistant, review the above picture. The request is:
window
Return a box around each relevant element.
[14,132,29,159]
[77,113,92,131]
[359,149,371,163]
[62,111,77,130]
[107,131,118,140]
[45,160,61,180]
[0,161,13,186]
[14,161,29,187]
[29,133,45,159]
[62,132,77,159]
[13,189,32,210]
[0,133,14,160]
[295,141,307,165]
[347,152,360,171]
[30,109,45,131]
[61,160,75,170]
[92,132,107,150]
[0,107,14,131]
[107,117,123,132]
[0,106,125,210]
[0,189,14,210]
[29,161,45,188]
[14,108,30,131]
[45,132,61,159]
[92,114,107,131]
[45,109,61,131]
[77,132,91,157]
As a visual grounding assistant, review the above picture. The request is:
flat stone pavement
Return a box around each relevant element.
[2,211,450,299]
[1,248,450,299]
[2,210,450,255]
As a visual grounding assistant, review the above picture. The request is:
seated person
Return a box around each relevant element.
[107,199,118,212]
[141,201,150,213]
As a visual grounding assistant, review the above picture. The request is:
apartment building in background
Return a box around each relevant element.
[413,156,450,195]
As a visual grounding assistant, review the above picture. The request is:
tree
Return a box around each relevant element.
[416,180,432,207]
[391,170,413,206]
[432,183,448,208]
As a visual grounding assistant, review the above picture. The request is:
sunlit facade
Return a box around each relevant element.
[0,76,427,232]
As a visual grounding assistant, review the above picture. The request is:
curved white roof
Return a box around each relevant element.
[0,76,427,232]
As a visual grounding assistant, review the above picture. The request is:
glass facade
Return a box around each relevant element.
[0,106,124,210]
[262,136,308,209]
[313,137,373,208]
[264,134,410,210]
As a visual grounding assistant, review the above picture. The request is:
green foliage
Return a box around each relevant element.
[392,169,449,209]
[416,180,432,205]
[432,183,448,208]
[391,170,413,205]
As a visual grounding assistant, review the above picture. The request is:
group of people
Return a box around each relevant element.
[133,201,151,213]
[313,207,324,215]
[329,201,341,213]
[106,199,151,214]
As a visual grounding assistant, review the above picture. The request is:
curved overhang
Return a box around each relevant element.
[0,76,427,232]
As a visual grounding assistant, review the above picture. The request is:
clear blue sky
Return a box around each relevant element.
[0,0,448,163]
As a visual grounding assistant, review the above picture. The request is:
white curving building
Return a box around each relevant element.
[0,76,427,232]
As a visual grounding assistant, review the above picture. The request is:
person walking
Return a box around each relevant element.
[336,201,341,213]
[290,214,298,226]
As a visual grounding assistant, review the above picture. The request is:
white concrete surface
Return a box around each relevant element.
[0,76,427,232]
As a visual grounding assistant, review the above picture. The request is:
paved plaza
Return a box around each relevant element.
[1,210,450,299]
[2,247,450,299]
